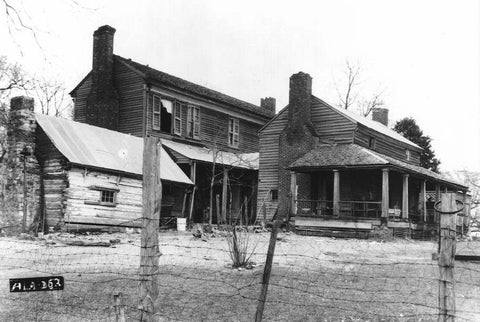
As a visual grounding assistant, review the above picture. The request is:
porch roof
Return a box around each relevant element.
[288,144,467,190]
[161,139,259,170]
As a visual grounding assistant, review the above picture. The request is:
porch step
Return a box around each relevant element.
[295,226,370,239]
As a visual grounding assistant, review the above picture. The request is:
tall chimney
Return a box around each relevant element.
[288,72,312,137]
[86,25,119,130]
[260,97,276,113]
[372,108,389,127]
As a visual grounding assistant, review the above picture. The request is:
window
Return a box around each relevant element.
[228,118,239,148]
[173,101,183,135]
[368,137,376,149]
[85,186,118,207]
[152,95,172,133]
[187,105,200,139]
[406,149,411,161]
[270,190,278,201]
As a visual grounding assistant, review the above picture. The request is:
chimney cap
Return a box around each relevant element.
[94,25,116,36]
[290,72,312,80]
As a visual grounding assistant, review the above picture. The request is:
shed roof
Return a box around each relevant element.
[35,114,193,185]
[289,144,467,190]
[162,139,259,170]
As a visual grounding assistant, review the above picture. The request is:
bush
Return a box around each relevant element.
[226,226,256,268]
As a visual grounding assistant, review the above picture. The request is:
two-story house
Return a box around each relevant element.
[68,25,275,226]
[257,72,468,238]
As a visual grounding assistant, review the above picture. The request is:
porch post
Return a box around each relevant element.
[290,171,297,216]
[435,184,441,223]
[381,168,389,218]
[419,179,427,221]
[402,174,409,220]
[222,169,228,223]
[333,169,340,217]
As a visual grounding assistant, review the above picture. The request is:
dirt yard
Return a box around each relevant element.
[0,230,479,321]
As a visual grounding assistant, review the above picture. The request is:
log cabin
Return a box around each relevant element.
[257,72,469,238]
[67,25,275,226]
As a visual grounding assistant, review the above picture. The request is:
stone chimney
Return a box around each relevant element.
[372,108,389,127]
[260,97,276,113]
[277,72,318,218]
[86,25,119,130]
[2,97,41,233]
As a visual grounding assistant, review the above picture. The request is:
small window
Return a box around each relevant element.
[406,149,411,161]
[368,137,376,149]
[270,190,278,201]
[228,118,239,148]
[187,105,200,139]
[100,190,116,205]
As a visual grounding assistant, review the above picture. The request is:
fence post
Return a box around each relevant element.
[114,292,126,322]
[139,137,162,321]
[255,217,281,322]
[438,192,457,322]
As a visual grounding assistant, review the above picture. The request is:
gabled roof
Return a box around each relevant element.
[35,114,193,185]
[313,97,421,149]
[259,96,420,150]
[288,143,467,190]
[114,55,275,119]
[162,139,258,170]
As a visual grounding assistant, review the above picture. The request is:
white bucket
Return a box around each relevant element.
[177,218,187,232]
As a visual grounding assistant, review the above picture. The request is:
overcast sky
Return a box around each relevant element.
[2,0,479,172]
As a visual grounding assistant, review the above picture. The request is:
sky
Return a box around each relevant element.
[2,0,479,172]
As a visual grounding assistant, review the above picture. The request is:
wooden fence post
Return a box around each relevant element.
[255,216,281,322]
[139,137,162,321]
[438,192,457,322]
[114,292,126,322]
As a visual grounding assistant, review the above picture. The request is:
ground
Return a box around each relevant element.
[0,230,479,321]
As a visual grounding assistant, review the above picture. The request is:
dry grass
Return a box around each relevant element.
[0,232,479,321]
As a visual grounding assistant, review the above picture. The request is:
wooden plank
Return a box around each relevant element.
[402,174,409,219]
[139,137,162,321]
[295,217,372,230]
[333,170,340,217]
[382,168,389,217]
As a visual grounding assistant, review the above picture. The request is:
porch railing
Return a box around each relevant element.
[296,200,382,218]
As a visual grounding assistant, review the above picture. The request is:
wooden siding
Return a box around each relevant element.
[311,100,356,144]
[354,124,421,165]
[145,90,263,153]
[72,75,91,123]
[64,168,143,227]
[114,60,145,136]
[257,109,289,221]
[36,127,68,228]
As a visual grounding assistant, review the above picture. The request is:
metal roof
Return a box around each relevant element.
[161,139,259,170]
[289,143,467,190]
[35,114,193,185]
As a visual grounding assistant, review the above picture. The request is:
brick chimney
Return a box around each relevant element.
[277,72,318,218]
[260,97,276,113]
[86,25,119,130]
[372,108,389,127]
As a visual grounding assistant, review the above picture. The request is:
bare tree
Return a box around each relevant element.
[29,77,72,117]
[0,56,29,100]
[336,60,385,117]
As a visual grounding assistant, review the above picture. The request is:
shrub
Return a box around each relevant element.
[226,225,256,268]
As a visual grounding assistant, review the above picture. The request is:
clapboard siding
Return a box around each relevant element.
[257,109,289,220]
[114,60,145,136]
[72,75,91,123]
[311,100,355,144]
[354,124,421,165]
[145,90,263,153]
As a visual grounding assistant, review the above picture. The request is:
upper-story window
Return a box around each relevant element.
[152,96,172,133]
[406,149,411,161]
[228,118,239,148]
[187,105,201,139]
[368,137,376,149]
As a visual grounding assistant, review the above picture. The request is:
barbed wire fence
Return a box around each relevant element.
[1,137,479,321]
